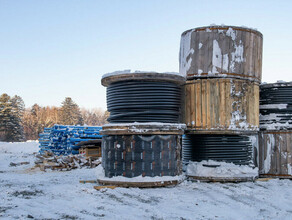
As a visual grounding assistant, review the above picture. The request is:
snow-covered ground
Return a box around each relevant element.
[1,142,292,220]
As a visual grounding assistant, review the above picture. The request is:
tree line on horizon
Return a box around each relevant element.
[0,93,109,142]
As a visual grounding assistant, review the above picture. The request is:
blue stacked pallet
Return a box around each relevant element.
[38,125,102,155]
[66,126,102,154]
[49,125,69,155]
[38,128,52,154]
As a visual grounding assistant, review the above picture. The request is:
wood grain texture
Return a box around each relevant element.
[184,78,259,132]
[259,131,292,177]
[180,26,263,82]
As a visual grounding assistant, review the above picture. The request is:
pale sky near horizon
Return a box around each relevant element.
[1,0,292,110]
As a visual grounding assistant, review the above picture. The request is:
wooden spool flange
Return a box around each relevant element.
[101,123,186,135]
[97,179,179,188]
[180,25,263,82]
[101,72,186,87]
[187,175,257,183]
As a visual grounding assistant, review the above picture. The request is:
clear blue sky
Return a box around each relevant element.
[1,0,291,110]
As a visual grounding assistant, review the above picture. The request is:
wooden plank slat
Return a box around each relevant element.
[185,84,191,127]
[280,133,288,175]
[201,80,206,129]
[195,82,201,128]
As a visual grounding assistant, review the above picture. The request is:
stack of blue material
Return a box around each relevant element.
[39,128,52,154]
[38,125,102,155]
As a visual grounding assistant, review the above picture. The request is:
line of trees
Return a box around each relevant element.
[0,94,109,141]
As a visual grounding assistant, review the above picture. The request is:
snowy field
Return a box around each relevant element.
[1,142,292,220]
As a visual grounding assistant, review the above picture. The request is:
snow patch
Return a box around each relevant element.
[263,134,274,173]
[179,31,194,77]
[198,43,203,49]
[96,166,185,183]
[212,40,221,74]
[187,160,258,178]
[226,27,236,40]
[260,104,288,110]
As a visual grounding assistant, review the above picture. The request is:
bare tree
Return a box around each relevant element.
[81,108,109,126]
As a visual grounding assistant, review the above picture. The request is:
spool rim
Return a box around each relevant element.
[260,130,292,134]
[181,25,263,38]
[185,130,259,135]
[260,81,292,89]
[97,178,180,188]
[101,72,186,87]
[187,175,257,183]
[101,122,186,135]
[185,78,260,85]
[186,74,261,83]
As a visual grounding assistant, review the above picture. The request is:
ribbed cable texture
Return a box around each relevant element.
[182,135,253,166]
[102,135,181,178]
[260,85,292,128]
[107,81,182,123]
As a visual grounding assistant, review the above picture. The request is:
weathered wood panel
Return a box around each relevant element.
[184,78,259,132]
[180,26,263,82]
[259,131,292,177]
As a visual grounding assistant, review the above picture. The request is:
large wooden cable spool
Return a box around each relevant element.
[184,78,259,133]
[101,72,185,123]
[100,72,186,187]
[259,82,292,178]
[179,25,263,82]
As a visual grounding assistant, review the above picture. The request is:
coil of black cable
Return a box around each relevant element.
[182,134,253,165]
[182,135,192,167]
[106,80,182,123]
[260,83,292,128]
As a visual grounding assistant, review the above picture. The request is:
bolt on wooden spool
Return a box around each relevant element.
[180,25,263,82]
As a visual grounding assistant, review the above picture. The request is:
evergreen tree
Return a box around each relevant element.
[0,93,24,141]
[59,97,83,125]
[11,95,25,117]
[10,95,25,141]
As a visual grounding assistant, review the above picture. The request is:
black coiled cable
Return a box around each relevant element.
[106,80,182,123]
[182,134,253,165]
[260,83,292,127]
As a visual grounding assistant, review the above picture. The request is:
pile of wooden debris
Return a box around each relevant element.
[35,151,101,171]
